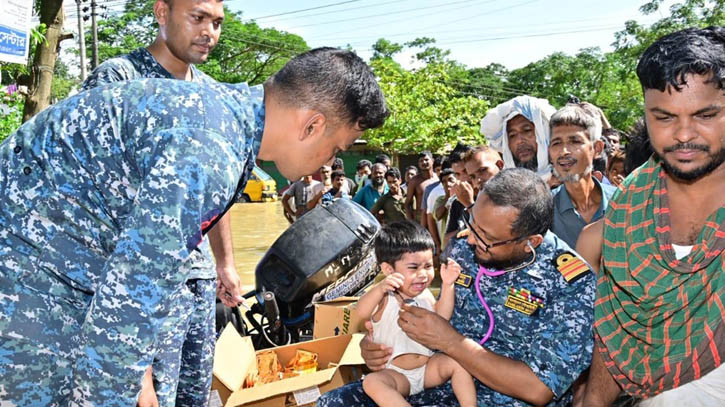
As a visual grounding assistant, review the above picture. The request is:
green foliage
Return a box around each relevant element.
[199,9,309,85]
[365,58,489,154]
[95,0,157,62]
[0,87,23,141]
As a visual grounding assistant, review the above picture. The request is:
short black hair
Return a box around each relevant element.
[418,151,433,160]
[375,220,435,265]
[481,168,553,236]
[375,154,391,165]
[331,170,345,180]
[357,159,372,170]
[439,168,455,179]
[266,47,389,130]
[433,156,444,168]
[637,26,725,92]
[624,117,653,174]
[404,165,418,174]
[593,135,610,174]
[332,157,345,171]
[385,167,401,180]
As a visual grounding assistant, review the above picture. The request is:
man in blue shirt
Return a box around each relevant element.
[318,169,595,406]
[353,162,389,211]
[0,47,387,407]
[81,1,233,404]
[548,103,617,248]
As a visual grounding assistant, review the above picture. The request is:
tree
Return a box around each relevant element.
[22,0,71,122]
[93,2,308,85]
[365,57,489,154]
[199,10,308,85]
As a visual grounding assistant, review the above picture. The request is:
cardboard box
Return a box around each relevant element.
[212,324,365,407]
[313,297,366,340]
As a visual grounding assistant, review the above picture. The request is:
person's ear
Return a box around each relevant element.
[299,112,327,142]
[154,0,170,26]
[594,139,604,155]
[525,235,544,252]
[380,261,395,276]
[496,159,504,170]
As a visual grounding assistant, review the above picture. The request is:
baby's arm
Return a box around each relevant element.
[357,272,405,320]
[434,259,462,320]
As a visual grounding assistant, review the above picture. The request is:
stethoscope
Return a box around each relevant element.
[475,241,537,345]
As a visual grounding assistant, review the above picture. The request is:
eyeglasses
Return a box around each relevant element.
[461,211,524,252]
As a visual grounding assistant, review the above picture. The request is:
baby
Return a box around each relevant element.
[357,220,475,407]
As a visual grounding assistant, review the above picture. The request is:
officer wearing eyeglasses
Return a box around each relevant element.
[319,168,596,407]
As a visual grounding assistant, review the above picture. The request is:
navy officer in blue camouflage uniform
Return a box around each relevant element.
[318,168,595,406]
[81,0,237,405]
[0,47,388,407]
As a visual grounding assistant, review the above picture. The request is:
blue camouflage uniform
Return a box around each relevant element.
[0,78,264,406]
[81,47,219,407]
[318,232,595,406]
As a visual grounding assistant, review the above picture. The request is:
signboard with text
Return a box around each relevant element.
[0,0,33,64]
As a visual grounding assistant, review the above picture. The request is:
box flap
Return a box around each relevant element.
[226,366,337,406]
[213,323,256,392]
[338,333,365,366]
[223,334,363,406]
[315,296,359,305]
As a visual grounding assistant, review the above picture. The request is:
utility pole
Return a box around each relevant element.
[76,0,87,80]
[90,0,98,69]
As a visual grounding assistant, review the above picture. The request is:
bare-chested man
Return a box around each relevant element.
[405,151,438,227]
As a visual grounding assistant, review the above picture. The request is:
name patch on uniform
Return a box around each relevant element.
[455,273,473,288]
[504,287,544,316]
[555,252,590,283]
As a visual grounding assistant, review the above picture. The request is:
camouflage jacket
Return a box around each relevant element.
[0,78,264,402]
[81,47,217,279]
[444,232,595,406]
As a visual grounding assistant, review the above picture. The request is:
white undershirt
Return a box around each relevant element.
[672,244,694,260]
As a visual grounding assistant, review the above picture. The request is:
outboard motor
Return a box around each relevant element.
[216,198,381,348]
[255,198,381,320]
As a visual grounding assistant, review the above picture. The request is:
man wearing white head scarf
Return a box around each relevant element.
[480,95,557,180]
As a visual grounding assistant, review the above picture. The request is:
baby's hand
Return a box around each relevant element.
[381,272,405,293]
[439,259,462,285]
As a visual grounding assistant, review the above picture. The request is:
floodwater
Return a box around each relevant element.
[228,202,290,292]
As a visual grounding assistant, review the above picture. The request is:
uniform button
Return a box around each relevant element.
[13,145,22,154]
[23,167,31,175]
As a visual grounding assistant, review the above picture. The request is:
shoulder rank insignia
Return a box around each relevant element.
[504,286,544,316]
[455,273,473,288]
[555,252,590,283]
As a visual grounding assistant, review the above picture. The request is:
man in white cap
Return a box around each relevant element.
[480,95,557,183]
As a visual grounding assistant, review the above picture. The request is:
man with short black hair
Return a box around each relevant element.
[332,157,356,194]
[370,167,407,224]
[82,1,231,404]
[319,168,595,407]
[582,27,725,407]
[355,159,373,188]
[0,47,387,406]
[354,163,389,211]
[405,151,438,225]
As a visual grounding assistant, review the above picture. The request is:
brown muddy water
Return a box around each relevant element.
[227,201,290,293]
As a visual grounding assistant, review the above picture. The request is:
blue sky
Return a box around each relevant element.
[225,0,675,69]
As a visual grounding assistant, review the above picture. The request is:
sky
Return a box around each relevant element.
[223,0,675,70]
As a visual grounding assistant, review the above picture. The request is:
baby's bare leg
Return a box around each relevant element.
[424,353,476,407]
[362,368,412,407]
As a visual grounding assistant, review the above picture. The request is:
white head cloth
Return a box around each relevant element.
[480,95,557,178]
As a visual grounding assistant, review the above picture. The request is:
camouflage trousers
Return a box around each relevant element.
[317,380,458,407]
[152,278,216,407]
[0,267,214,407]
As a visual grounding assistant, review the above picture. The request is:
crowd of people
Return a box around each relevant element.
[0,0,721,404]
[316,26,724,407]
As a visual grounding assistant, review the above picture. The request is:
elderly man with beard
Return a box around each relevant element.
[319,168,596,407]
[354,162,389,211]
[480,96,557,184]
[548,104,617,249]
[581,26,725,407]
